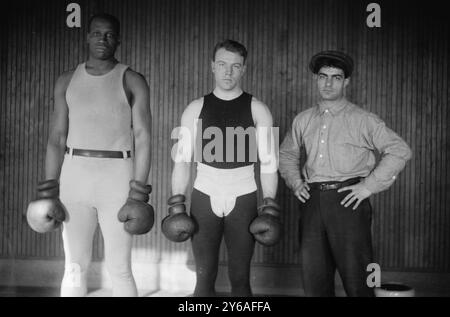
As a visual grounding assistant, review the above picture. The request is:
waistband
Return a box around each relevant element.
[308,177,362,191]
[65,147,131,159]
[193,163,257,217]
[194,163,257,197]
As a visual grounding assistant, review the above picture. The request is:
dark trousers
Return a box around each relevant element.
[190,188,258,297]
[299,185,375,297]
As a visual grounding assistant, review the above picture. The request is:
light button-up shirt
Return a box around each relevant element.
[279,100,412,194]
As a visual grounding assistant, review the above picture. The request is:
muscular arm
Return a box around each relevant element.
[252,98,278,199]
[45,72,71,180]
[171,99,203,196]
[127,70,152,184]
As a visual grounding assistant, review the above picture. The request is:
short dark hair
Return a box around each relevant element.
[88,13,120,35]
[212,39,248,64]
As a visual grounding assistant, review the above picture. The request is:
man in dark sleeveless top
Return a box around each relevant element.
[162,40,281,296]
[26,13,154,296]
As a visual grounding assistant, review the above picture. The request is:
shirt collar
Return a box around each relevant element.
[317,99,349,116]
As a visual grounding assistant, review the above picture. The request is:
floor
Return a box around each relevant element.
[0,287,282,297]
[0,286,448,297]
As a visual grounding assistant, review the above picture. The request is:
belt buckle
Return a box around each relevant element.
[319,183,339,191]
[329,183,339,190]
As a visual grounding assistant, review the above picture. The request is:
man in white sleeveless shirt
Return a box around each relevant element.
[26,13,153,297]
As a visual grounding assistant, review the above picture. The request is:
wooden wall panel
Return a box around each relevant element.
[1,0,449,272]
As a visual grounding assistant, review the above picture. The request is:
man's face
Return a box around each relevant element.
[87,18,120,60]
[316,66,349,101]
[211,48,246,91]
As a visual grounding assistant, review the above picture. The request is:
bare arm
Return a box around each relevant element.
[127,70,152,184]
[171,99,203,196]
[252,98,278,199]
[45,72,72,180]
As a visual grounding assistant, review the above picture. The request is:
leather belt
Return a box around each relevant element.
[309,177,361,191]
[65,147,131,159]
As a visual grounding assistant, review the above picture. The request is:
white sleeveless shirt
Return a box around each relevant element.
[65,63,132,151]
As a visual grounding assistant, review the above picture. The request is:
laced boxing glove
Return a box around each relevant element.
[249,197,282,246]
[117,180,155,235]
[26,179,67,233]
[161,194,196,242]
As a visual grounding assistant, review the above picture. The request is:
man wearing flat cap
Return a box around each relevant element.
[279,50,412,296]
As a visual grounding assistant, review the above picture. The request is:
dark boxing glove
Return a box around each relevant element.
[117,180,155,235]
[26,179,67,233]
[249,197,282,246]
[161,194,196,242]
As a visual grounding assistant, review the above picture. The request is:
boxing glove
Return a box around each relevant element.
[161,194,196,242]
[249,197,282,246]
[117,180,155,235]
[26,179,67,233]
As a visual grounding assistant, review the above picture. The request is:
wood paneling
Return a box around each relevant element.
[1,0,449,272]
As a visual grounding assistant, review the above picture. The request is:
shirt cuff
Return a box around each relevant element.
[362,174,397,194]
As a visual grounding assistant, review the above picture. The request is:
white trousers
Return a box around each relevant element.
[59,154,137,297]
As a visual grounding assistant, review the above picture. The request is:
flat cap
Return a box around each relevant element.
[309,50,354,78]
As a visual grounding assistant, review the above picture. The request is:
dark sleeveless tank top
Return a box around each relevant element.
[197,92,255,169]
